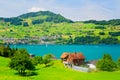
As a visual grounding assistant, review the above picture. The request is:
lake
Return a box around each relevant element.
[10,44,120,61]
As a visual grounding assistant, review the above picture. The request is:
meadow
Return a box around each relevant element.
[0,56,120,80]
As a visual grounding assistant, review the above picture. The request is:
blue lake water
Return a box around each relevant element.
[10,44,120,61]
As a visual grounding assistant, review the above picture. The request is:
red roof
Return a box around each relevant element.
[67,52,85,61]
[61,52,85,62]
[61,52,69,58]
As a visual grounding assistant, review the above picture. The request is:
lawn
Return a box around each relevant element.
[0,56,120,80]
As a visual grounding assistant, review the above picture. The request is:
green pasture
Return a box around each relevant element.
[0,56,120,80]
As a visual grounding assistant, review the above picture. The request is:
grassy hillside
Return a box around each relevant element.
[0,11,120,44]
[0,56,120,80]
[0,22,120,44]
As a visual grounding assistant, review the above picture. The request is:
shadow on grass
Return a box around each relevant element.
[43,62,54,68]
[15,71,38,77]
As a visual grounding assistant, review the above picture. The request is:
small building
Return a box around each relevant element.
[61,52,85,67]
[87,60,98,69]
[30,54,35,58]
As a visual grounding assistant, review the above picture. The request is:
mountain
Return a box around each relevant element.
[0,11,73,26]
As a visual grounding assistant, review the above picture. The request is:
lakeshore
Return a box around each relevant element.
[10,44,120,61]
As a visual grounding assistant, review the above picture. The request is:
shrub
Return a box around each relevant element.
[96,54,117,71]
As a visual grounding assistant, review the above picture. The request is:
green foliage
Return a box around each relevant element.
[74,36,100,44]
[84,19,120,26]
[66,36,73,44]
[19,11,56,18]
[0,45,17,57]
[99,32,105,35]
[95,26,106,29]
[45,14,73,23]
[96,54,117,71]
[117,58,120,69]
[84,20,109,25]
[23,22,29,27]
[32,56,43,65]
[9,49,35,75]
[99,37,119,44]
[109,32,120,36]
[108,19,120,26]
[4,17,23,25]
[32,19,44,24]
[43,54,54,67]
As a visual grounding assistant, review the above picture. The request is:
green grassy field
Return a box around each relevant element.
[0,56,120,80]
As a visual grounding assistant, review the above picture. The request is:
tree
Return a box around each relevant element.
[96,54,117,71]
[117,58,120,69]
[0,45,13,57]
[43,54,54,67]
[23,22,29,27]
[32,56,43,65]
[67,36,73,44]
[9,49,35,75]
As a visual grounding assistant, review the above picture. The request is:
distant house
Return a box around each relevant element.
[61,52,85,67]
[30,54,35,58]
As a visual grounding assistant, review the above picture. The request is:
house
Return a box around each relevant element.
[30,54,35,58]
[61,52,85,67]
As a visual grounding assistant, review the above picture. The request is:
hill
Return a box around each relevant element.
[0,11,73,26]
[0,11,119,44]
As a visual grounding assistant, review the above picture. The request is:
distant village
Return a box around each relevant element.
[0,36,59,44]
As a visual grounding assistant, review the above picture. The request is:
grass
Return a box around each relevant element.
[0,56,120,80]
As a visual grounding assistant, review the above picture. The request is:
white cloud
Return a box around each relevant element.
[28,7,46,12]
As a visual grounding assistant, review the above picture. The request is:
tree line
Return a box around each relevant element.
[62,36,120,44]
[84,19,120,26]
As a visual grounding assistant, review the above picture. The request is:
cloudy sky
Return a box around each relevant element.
[0,0,120,21]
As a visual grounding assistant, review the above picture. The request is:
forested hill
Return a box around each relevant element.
[0,11,73,26]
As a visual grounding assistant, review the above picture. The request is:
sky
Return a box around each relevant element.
[0,0,120,21]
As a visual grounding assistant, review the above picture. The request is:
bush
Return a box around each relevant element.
[32,56,43,65]
[43,54,54,67]
[96,54,117,71]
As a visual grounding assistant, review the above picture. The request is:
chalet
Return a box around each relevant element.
[61,52,85,67]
